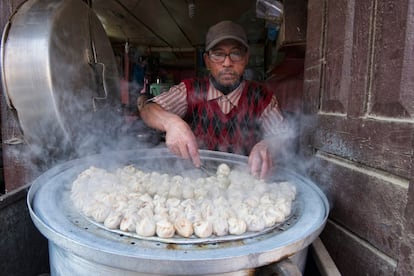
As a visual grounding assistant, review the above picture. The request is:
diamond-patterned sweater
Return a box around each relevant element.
[182,78,273,155]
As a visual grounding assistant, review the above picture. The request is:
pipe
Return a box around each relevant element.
[147,47,195,52]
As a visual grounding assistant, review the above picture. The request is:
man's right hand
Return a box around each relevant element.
[165,117,201,167]
[140,102,201,167]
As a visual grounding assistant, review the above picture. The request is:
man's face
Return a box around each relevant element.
[204,39,249,88]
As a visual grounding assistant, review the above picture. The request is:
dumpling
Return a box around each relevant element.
[138,206,154,219]
[168,182,182,199]
[218,206,236,220]
[217,175,231,189]
[200,199,214,219]
[278,181,297,201]
[193,186,208,199]
[244,214,265,232]
[120,211,139,232]
[145,179,158,196]
[193,220,213,238]
[237,203,251,219]
[264,205,286,223]
[228,217,247,235]
[253,180,268,195]
[216,163,231,177]
[153,195,166,214]
[212,216,229,236]
[168,206,184,222]
[90,203,111,223]
[154,205,169,218]
[156,180,170,198]
[81,200,98,217]
[260,193,275,205]
[139,193,153,206]
[275,197,292,217]
[156,219,175,238]
[104,211,123,229]
[174,217,194,238]
[185,208,202,222]
[166,198,181,208]
[94,192,117,207]
[136,217,156,237]
[244,195,260,208]
[182,185,194,199]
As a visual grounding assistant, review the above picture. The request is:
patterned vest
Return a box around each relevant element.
[183,78,273,155]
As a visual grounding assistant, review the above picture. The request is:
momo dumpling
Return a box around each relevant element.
[193,186,208,199]
[174,217,194,238]
[245,214,265,232]
[193,220,213,238]
[260,193,275,205]
[216,163,231,177]
[156,181,170,198]
[138,206,154,219]
[212,216,229,236]
[267,205,287,223]
[120,211,139,232]
[278,181,297,201]
[166,198,181,208]
[136,217,156,237]
[156,219,175,238]
[168,182,182,199]
[104,211,123,229]
[275,197,292,217]
[90,203,111,223]
[168,206,184,222]
[228,217,247,235]
[244,195,260,208]
[182,185,194,199]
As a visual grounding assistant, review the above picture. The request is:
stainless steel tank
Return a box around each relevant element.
[27,148,329,275]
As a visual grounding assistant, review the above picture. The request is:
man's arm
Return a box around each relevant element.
[140,102,201,167]
[140,102,176,132]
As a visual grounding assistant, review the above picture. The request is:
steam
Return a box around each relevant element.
[269,111,334,209]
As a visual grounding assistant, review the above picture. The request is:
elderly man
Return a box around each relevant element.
[139,20,285,179]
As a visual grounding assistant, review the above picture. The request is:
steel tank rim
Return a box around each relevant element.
[27,148,329,274]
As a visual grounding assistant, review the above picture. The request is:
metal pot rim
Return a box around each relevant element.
[27,148,329,274]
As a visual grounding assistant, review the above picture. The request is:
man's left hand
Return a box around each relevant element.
[248,140,273,179]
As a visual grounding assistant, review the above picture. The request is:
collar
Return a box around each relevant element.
[207,79,245,106]
[210,76,243,95]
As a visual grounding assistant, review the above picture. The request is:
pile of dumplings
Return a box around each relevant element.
[71,163,296,239]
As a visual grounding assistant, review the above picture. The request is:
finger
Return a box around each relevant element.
[187,141,201,167]
[259,157,270,179]
[178,143,191,160]
[248,154,261,178]
[260,151,274,179]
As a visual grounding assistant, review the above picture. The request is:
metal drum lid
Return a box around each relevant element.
[1,0,121,153]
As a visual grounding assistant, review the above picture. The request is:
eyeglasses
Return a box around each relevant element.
[208,50,246,63]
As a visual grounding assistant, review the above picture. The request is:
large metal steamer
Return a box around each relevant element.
[28,148,329,275]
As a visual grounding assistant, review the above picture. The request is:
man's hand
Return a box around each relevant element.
[165,117,201,167]
[248,140,273,179]
[140,103,201,167]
